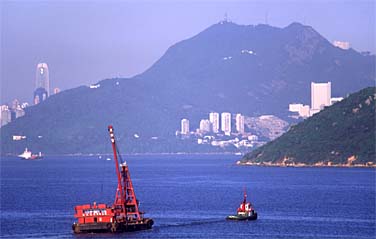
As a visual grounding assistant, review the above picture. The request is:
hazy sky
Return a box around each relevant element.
[1,0,375,104]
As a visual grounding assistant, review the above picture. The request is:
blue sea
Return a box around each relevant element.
[1,155,375,238]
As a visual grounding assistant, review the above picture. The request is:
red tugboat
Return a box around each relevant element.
[72,126,154,233]
[18,148,43,160]
[226,189,258,221]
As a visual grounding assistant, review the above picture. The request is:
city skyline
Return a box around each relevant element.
[177,111,287,151]
[181,112,246,136]
[1,0,374,160]
[1,1,375,104]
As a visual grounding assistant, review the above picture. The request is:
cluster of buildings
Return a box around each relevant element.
[178,112,265,149]
[332,40,350,50]
[332,40,371,56]
[180,112,245,136]
[289,82,343,118]
[0,100,28,127]
[1,63,60,127]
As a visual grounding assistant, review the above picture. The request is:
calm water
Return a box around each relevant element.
[1,155,375,238]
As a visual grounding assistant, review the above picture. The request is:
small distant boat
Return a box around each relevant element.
[18,148,43,160]
[226,189,257,221]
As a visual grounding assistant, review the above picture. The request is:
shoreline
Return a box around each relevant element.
[236,161,376,168]
[2,152,243,157]
[2,153,375,168]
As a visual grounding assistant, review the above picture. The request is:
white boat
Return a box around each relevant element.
[18,148,42,160]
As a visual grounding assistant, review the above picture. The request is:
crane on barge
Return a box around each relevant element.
[72,125,154,233]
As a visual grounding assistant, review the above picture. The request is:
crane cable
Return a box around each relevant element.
[115,142,124,164]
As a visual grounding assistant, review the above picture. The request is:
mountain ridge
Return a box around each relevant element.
[1,21,374,155]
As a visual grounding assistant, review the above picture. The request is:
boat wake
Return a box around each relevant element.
[157,218,225,228]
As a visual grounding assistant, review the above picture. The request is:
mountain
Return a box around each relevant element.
[1,21,375,155]
[239,87,376,166]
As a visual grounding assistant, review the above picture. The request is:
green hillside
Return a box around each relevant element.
[240,87,376,166]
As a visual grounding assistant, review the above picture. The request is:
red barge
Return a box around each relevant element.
[72,125,154,233]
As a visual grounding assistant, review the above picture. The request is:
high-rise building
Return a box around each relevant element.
[34,63,50,104]
[199,119,211,133]
[0,105,11,127]
[235,113,245,134]
[14,105,25,119]
[181,119,190,135]
[311,82,331,115]
[299,105,310,118]
[289,103,304,112]
[34,88,48,105]
[221,112,231,136]
[209,112,219,133]
[289,103,310,118]
[11,99,20,110]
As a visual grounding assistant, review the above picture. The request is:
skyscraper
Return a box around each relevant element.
[34,88,48,105]
[34,63,50,104]
[221,112,231,136]
[14,105,25,119]
[11,99,20,110]
[209,112,219,133]
[235,113,245,134]
[0,105,11,127]
[311,82,331,115]
[199,119,211,133]
[181,119,190,135]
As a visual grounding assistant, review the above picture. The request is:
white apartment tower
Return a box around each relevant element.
[199,119,211,133]
[0,105,11,127]
[221,112,231,136]
[209,112,219,133]
[181,119,190,135]
[311,82,331,115]
[235,113,245,134]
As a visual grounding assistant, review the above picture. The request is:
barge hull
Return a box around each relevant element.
[73,218,154,233]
